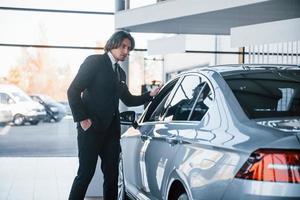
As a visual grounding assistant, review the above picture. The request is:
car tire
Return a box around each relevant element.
[29,120,39,125]
[43,115,52,123]
[118,153,130,200]
[54,117,63,122]
[13,114,25,126]
[177,193,188,200]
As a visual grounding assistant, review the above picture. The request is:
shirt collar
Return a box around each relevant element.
[107,51,118,65]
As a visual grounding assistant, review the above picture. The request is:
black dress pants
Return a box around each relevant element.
[69,117,121,200]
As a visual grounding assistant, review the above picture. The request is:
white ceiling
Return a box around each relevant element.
[115,0,300,35]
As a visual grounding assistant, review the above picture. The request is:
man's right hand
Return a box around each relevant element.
[150,85,163,97]
[80,118,92,131]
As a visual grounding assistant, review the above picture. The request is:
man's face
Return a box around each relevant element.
[111,38,131,62]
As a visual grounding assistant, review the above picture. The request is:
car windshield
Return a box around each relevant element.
[39,95,56,104]
[223,70,300,119]
[12,92,31,102]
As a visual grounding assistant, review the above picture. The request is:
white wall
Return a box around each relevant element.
[162,35,239,74]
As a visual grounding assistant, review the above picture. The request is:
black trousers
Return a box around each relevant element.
[69,117,121,200]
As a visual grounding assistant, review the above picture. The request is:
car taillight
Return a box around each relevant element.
[235,149,300,183]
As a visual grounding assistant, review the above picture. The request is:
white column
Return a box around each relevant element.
[231,18,300,47]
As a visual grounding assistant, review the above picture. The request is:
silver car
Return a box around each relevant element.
[0,104,13,126]
[119,64,300,200]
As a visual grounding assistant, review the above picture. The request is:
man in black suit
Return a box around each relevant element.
[67,31,160,200]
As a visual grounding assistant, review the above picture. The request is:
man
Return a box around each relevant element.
[67,30,160,200]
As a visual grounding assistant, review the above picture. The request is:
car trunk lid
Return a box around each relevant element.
[256,118,300,132]
[256,118,300,143]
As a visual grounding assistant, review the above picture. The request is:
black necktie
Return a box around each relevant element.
[114,63,120,81]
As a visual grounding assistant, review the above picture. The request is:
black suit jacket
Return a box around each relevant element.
[67,53,152,132]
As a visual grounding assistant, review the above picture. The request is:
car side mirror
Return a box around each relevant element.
[120,111,136,126]
[8,98,14,104]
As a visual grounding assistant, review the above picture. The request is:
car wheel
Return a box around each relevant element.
[13,114,25,126]
[177,193,188,200]
[54,117,62,122]
[29,120,39,125]
[118,153,130,200]
[43,114,53,122]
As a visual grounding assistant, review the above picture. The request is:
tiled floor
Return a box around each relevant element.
[0,157,103,200]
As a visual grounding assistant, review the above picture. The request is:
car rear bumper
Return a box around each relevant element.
[222,178,300,200]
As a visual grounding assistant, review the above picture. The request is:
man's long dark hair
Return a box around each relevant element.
[104,30,135,52]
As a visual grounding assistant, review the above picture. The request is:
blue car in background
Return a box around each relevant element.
[58,101,72,116]
[118,64,300,200]
[31,94,66,122]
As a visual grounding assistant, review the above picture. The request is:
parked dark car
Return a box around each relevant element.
[118,64,300,200]
[30,94,66,122]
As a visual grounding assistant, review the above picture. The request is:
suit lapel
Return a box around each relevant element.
[103,53,118,82]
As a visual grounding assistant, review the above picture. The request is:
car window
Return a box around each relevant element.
[12,92,31,102]
[31,96,40,102]
[189,82,212,121]
[0,93,11,104]
[143,78,180,122]
[148,92,172,121]
[163,75,202,121]
[224,70,300,119]
[39,95,56,104]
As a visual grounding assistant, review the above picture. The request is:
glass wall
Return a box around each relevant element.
[0,0,114,157]
[128,33,169,94]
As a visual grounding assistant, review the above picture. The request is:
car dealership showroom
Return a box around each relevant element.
[0,0,299,200]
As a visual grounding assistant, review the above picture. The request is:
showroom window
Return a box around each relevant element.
[0,1,115,157]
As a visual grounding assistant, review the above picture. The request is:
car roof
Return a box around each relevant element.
[0,84,25,93]
[212,63,298,72]
[176,64,300,78]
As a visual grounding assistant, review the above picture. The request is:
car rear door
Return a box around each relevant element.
[140,75,209,199]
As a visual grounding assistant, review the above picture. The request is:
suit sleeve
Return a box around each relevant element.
[67,55,99,122]
[120,84,152,107]
[119,69,152,107]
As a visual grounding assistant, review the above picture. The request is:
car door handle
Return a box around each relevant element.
[165,136,179,145]
[141,134,151,141]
